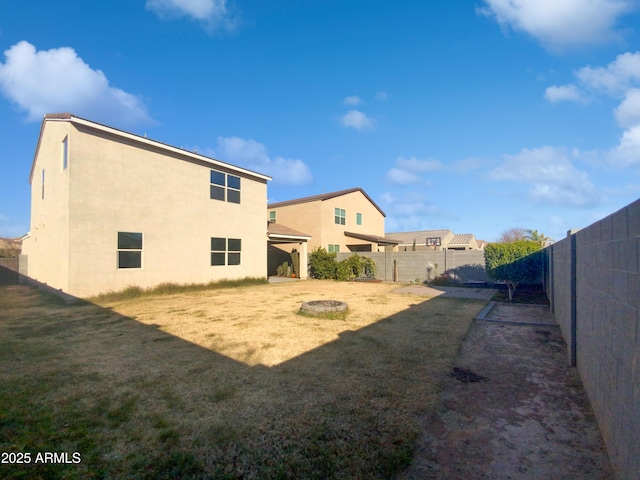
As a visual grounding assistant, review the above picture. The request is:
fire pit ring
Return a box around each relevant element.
[300,300,348,314]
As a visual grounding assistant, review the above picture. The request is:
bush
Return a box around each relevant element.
[485,240,543,300]
[309,250,377,281]
[309,248,337,279]
[337,254,377,280]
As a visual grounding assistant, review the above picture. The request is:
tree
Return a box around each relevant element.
[527,229,553,247]
[497,227,528,243]
[484,240,543,301]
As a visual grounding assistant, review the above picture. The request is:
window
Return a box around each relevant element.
[118,232,142,269]
[269,211,276,223]
[356,213,362,225]
[211,237,242,266]
[41,169,45,199]
[334,208,346,225]
[62,136,68,170]
[210,170,241,204]
[328,244,340,253]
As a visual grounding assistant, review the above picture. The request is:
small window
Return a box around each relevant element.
[118,232,142,269]
[211,237,242,266]
[228,238,241,265]
[356,213,362,225]
[210,170,241,204]
[334,208,346,225]
[269,211,276,222]
[328,244,340,253]
[62,136,68,170]
[41,169,45,199]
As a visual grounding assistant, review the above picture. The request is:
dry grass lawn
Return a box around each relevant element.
[0,280,486,479]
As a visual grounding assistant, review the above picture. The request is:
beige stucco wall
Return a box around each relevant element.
[25,119,268,297]
[22,121,72,291]
[269,190,385,252]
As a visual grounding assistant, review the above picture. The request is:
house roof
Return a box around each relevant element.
[344,231,401,246]
[267,221,312,241]
[385,229,454,245]
[30,113,272,184]
[267,187,386,217]
[448,234,476,246]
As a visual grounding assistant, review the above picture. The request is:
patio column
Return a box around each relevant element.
[299,241,308,279]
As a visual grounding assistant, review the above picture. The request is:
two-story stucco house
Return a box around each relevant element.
[267,188,399,253]
[21,114,271,297]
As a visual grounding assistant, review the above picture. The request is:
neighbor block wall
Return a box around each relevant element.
[547,198,640,480]
[336,250,489,283]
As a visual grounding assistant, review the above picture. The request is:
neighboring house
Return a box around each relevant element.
[21,113,271,297]
[387,229,481,251]
[268,188,399,253]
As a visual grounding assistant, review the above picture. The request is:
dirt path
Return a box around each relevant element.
[399,302,613,480]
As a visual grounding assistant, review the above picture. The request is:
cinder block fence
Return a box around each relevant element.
[546,198,640,480]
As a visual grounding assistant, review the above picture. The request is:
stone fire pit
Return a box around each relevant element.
[300,300,348,315]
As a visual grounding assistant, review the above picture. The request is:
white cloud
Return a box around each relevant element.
[214,136,313,186]
[378,191,444,232]
[343,95,361,106]
[0,41,152,127]
[614,88,640,127]
[576,51,640,94]
[340,110,374,131]
[480,0,634,50]
[396,156,443,172]
[146,0,237,29]
[489,146,600,207]
[545,84,587,103]
[385,156,442,186]
[608,124,640,167]
[385,168,423,186]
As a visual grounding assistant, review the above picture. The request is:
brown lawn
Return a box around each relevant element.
[0,280,486,479]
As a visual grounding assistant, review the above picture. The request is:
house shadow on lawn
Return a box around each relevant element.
[0,283,485,479]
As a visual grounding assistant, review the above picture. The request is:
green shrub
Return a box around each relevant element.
[336,260,351,281]
[309,250,377,281]
[337,254,377,281]
[485,240,543,300]
[309,247,337,279]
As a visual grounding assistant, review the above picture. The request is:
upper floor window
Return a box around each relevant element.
[356,213,362,225]
[117,232,143,269]
[41,169,45,199]
[62,136,68,170]
[335,208,346,225]
[269,211,276,223]
[210,170,241,204]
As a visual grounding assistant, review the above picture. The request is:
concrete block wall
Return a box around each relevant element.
[547,198,640,480]
[0,257,19,285]
[336,250,489,283]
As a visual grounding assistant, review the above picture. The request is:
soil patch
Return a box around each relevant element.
[491,285,550,305]
[400,305,613,479]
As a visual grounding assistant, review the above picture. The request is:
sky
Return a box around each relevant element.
[1,0,640,242]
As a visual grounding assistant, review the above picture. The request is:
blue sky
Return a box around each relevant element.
[2,1,640,242]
